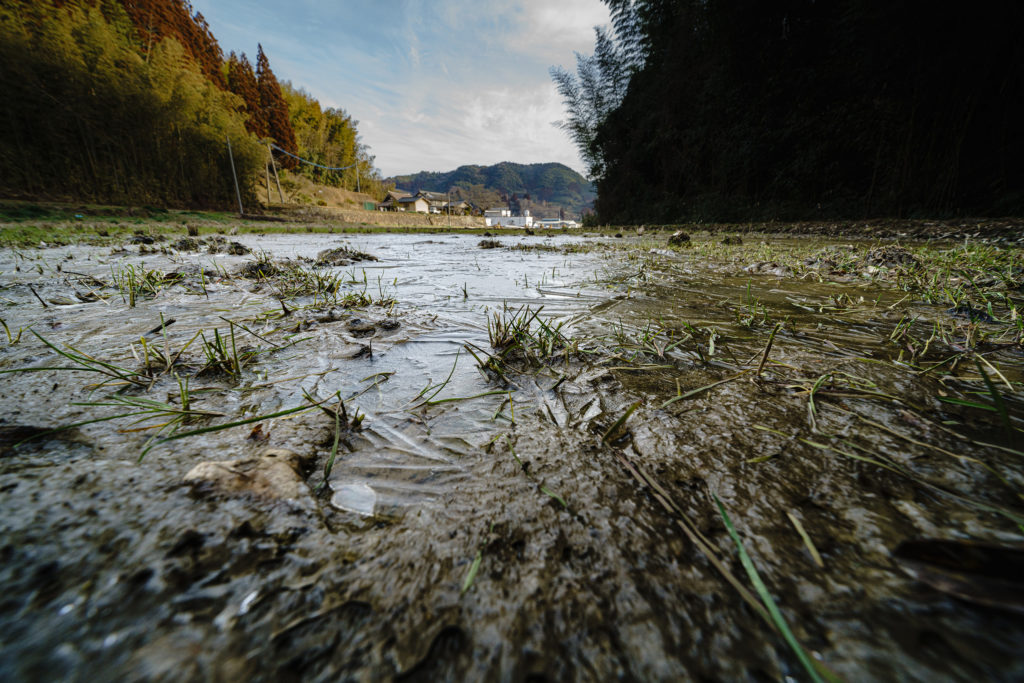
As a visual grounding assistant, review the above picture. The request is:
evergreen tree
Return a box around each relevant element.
[256,44,298,169]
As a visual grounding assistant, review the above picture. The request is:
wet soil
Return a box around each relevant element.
[1,230,1023,680]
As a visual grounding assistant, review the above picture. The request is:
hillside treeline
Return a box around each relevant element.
[555,1,1024,222]
[0,0,384,207]
[388,162,595,217]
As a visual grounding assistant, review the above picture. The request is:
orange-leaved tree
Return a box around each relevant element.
[256,44,298,169]
[227,51,265,137]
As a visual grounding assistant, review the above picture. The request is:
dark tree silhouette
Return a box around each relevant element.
[557,0,1024,222]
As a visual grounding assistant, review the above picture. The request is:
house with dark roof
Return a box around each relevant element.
[443,199,470,214]
[397,194,430,213]
[380,189,466,214]
[378,189,411,211]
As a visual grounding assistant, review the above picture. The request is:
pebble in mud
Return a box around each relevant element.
[172,237,200,252]
[347,319,377,338]
[183,449,313,507]
[667,230,690,246]
[315,246,377,266]
[742,261,792,277]
[865,244,917,268]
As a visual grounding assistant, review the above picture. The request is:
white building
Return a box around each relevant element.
[534,218,579,229]
[484,208,533,228]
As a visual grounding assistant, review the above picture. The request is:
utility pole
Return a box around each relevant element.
[266,142,284,203]
[226,136,244,216]
[447,190,451,228]
[265,162,271,205]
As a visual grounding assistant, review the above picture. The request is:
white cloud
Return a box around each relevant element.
[518,0,612,63]
[371,84,581,177]
[191,0,609,177]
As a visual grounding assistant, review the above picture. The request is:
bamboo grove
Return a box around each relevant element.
[0,0,383,207]
[553,1,1024,223]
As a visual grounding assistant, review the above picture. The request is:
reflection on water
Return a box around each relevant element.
[0,233,622,514]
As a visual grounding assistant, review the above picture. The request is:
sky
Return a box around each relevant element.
[188,0,611,178]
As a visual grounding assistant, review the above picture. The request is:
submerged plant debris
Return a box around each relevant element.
[1,225,1023,680]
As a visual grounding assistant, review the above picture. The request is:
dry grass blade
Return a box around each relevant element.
[756,322,782,376]
[660,370,751,409]
[786,511,825,568]
[611,450,769,622]
[713,494,830,683]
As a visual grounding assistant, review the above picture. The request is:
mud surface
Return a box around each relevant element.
[1,231,1023,680]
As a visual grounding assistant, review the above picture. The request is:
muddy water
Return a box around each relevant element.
[1,232,1022,680]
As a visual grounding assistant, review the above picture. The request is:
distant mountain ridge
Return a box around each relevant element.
[386,162,594,219]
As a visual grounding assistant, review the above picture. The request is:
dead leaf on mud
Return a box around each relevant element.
[893,539,1024,615]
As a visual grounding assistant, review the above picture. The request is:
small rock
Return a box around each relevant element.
[172,237,200,252]
[743,262,791,277]
[378,318,401,331]
[947,303,996,323]
[316,246,377,266]
[865,245,917,268]
[348,319,376,338]
[238,260,279,278]
[349,344,372,359]
[667,231,690,246]
[722,236,743,246]
[183,449,310,502]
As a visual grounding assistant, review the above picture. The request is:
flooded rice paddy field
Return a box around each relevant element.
[1,228,1023,680]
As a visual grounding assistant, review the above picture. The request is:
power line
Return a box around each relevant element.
[268,143,359,172]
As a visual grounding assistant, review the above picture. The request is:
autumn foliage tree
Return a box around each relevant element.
[256,44,298,169]
[227,52,264,136]
[120,0,225,88]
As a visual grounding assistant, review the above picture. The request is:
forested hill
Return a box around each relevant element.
[554,1,1024,223]
[0,0,384,208]
[387,162,594,218]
